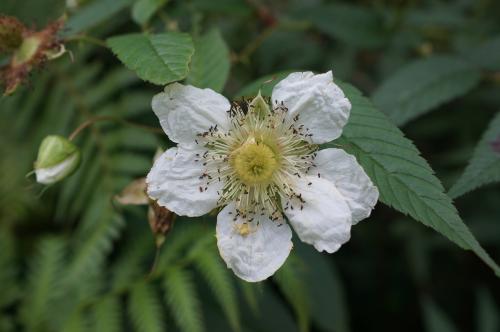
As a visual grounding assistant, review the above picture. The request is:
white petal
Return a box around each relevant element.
[216,203,293,282]
[310,148,379,224]
[35,153,79,185]
[271,71,351,144]
[152,83,231,146]
[283,177,352,253]
[146,146,221,217]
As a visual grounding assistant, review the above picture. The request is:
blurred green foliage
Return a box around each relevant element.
[1,0,499,331]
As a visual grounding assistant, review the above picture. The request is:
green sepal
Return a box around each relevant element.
[35,135,79,169]
[248,91,271,118]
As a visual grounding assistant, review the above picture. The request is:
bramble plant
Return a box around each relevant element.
[1,0,500,331]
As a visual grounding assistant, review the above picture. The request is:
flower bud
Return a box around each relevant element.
[34,135,80,185]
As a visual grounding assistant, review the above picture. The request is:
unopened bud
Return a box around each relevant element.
[34,135,80,185]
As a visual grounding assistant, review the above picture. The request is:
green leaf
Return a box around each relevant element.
[65,0,135,36]
[186,29,231,93]
[163,268,203,332]
[93,296,122,332]
[235,70,295,98]
[193,245,241,331]
[129,282,165,332]
[448,112,500,198]
[273,255,310,332]
[372,56,481,126]
[462,36,500,71]
[107,33,194,85]
[334,82,500,276]
[132,0,168,25]
[421,297,458,332]
[300,3,389,48]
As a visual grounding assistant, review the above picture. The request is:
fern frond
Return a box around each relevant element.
[158,222,205,269]
[238,280,261,316]
[93,296,122,332]
[163,267,204,332]
[193,244,241,332]
[61,311,89,332]
[20,237,66,332]
[65,202,124,285]
[128,281,166,332]
[111,229,154,291]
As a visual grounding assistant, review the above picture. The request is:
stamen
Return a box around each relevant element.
[199,97,317,220]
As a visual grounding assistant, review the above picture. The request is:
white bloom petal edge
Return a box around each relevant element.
[271,71,351,144]
[283,177,352,253]
[146,147,221,217]
[216,203,293,282]
[152,83,231,147]
[35,153,79,185]
[311,148,379,224]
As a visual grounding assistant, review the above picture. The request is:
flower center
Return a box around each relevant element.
[232,139,278,185]
[196,97,318,220]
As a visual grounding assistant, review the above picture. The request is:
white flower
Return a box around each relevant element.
[147,71,379,282]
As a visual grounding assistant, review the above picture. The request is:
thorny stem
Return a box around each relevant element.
[68,115,163,141]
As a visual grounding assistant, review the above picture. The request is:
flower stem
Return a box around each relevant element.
[69,115,163,141]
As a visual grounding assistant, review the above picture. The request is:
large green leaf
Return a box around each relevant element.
[448,112,500,198]
[372,56,481,126]
[299,3,389,48]
[235,70,294,98]
[65,0,134,36]
[132,0,168,25]
[107,33,194,85]
[186,29,230,93]
[336,82,500,276]
[462,36,500,71]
